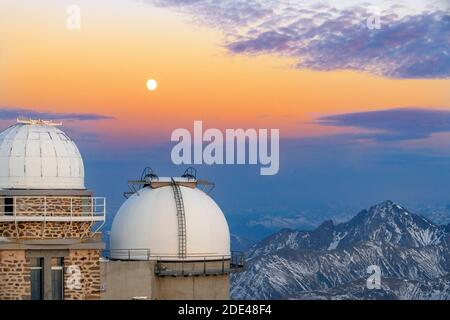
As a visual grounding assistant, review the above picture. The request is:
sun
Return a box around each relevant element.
[146,79,158,91]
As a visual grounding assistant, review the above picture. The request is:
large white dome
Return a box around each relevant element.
[110,185,230,260]
[0,121,85,190]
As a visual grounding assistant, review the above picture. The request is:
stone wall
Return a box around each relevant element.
[15,197,88,217]
[0,196,102,300]
[0,222,92,239]
[64,249,101,300]
[0,250,30,300]
[0,196,95,239]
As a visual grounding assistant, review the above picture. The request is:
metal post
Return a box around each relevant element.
[43,255,52,300]
[222,256,225,273]
[13,197,18,239]
[42,196,47,238]
[204,257,206,275]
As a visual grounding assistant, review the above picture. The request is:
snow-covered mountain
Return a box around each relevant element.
[231,201,450,300]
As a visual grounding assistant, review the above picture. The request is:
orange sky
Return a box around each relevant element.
[0,0,449,145]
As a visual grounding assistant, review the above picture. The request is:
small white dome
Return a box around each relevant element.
[110,186,230,260]
[0,122,85,189]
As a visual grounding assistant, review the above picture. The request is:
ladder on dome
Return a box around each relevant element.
[171,178,187,259]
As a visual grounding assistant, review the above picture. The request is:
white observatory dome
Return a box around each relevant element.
[110,184,230,260]
[0,120,85,190]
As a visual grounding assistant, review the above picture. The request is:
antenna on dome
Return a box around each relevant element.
[16,117,62,126]
[124,167,159,198]
[181,167,197,181]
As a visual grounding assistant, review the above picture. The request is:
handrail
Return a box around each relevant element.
[103,249,244,263]
[0,196,106,223]
[102,250,245,276]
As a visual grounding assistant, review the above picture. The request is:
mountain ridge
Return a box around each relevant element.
[231,200,450,300]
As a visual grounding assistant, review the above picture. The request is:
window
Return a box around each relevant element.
[4,197,13,215]
[51,258,64,300]
[30,258,43,300]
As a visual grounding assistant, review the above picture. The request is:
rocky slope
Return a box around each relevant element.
[231,201,450,300]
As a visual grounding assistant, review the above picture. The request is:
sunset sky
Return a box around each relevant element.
[1,0,449,238]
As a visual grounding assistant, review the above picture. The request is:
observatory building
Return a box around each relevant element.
[0,118,242,300]
[101,168,244,300]
[0,119,105,300]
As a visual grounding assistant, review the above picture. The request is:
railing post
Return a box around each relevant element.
[13,197,18,238]
[222,256,225,273]
[43,196,47,238]
[204,257,206,275]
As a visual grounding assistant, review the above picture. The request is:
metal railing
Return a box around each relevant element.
[0,196,106,225]
[102,250,245,276]
[155,252,245,276]
[104,249,152,261]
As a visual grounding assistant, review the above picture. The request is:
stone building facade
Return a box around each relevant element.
[0,190,105,300]
[0,120,106,300]
[0,250,30,300]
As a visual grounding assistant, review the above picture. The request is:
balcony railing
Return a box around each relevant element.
[0,196,106,224]
[102,249,245,276]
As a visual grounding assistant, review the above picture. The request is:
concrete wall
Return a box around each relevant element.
[101,260,230,300]
[100,260,156,300]
[155,275,229,300]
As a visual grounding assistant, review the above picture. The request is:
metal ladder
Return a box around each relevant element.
[171,178,187,258]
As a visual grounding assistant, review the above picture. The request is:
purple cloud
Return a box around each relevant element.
[0,107,114,121]
[149,0,450,79]
[317,108,450,141]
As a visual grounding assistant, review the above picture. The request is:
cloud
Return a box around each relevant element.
[149,0,450,79]
[317,108,450,141]
[0,107,114,121]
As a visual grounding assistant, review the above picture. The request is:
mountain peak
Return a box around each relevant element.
[366,200,412,222]
[316,219,334,230]
[379,200,395,206]
[337,201,444,248]
[370,200,405,213]
[233,201,450,300]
